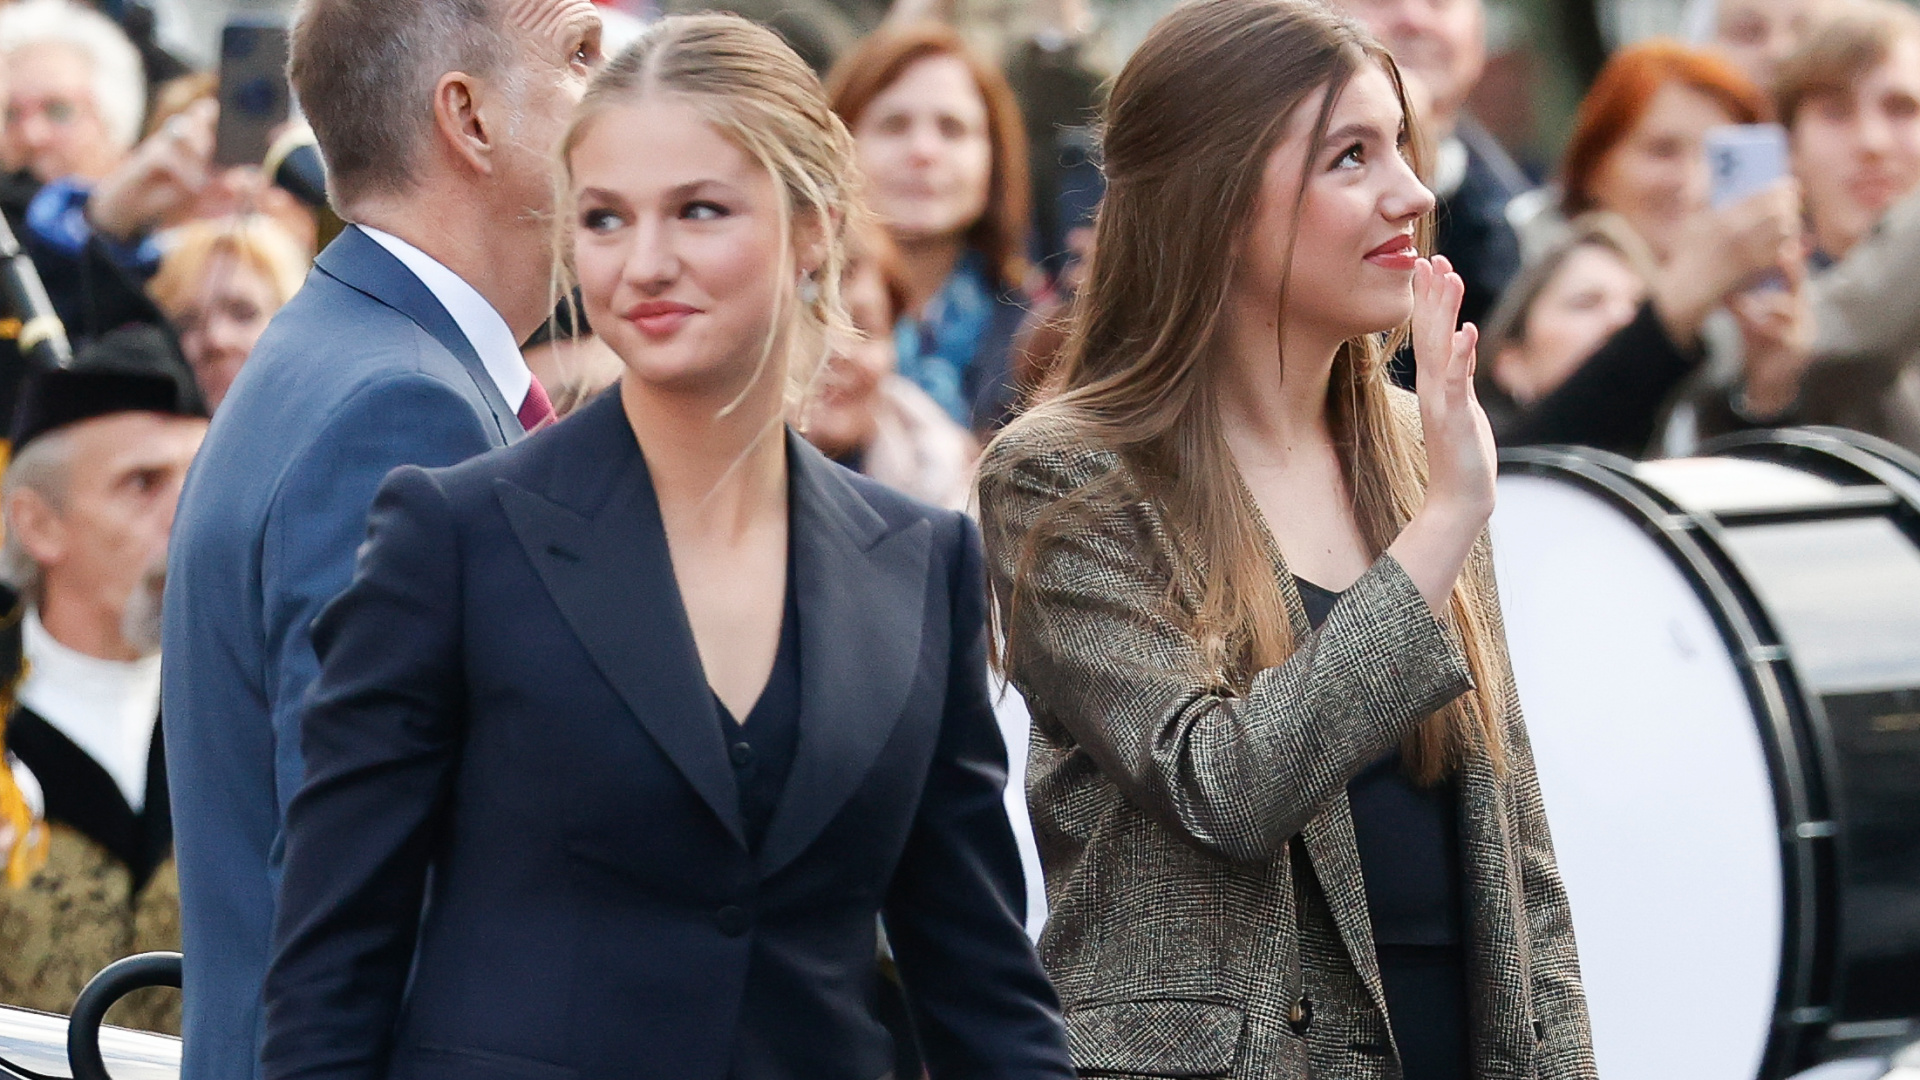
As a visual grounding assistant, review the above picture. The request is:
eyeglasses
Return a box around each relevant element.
[5,97,83,128]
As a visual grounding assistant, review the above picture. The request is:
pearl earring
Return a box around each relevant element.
[797,271,820,306]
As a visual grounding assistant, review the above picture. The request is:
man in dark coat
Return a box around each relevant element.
[0,327,207,1032]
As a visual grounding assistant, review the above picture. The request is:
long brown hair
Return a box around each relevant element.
[986,0,1506,784]
[825,22,1030,291]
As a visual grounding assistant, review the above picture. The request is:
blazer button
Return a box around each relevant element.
[730,741,754,767]
[715,905,751,937]
[1288,996,1313,1036]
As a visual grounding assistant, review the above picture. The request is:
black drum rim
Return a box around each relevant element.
[1703,426,1920,528]
[1499,446,1835,1078]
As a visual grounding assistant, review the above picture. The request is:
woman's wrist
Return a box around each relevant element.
[1390,499,1488,614]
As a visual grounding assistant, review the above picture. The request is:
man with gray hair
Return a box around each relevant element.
[0,329,206,1032]
[0,0,146,185]
[161,0,601,1075]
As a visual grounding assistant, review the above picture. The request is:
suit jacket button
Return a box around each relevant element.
[730,741,754,767]
[715,905,750,937]
[1288,996,1313,1036]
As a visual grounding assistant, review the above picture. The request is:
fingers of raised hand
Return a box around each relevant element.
[1411,258,1438,373]
[1413,260,1468,376]
[1457,321,1480,382]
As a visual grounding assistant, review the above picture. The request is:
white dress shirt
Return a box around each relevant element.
[361,226,532,413]
[18,609,162,812]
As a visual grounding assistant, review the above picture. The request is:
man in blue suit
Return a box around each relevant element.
[160,1,603,1076]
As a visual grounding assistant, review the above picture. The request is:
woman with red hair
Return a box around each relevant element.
[1562,40,1787,267]
[1489,40,1806,455]
[828,24,1032,435]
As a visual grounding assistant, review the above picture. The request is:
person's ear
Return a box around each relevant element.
[7,488,66,571]
[432,71,496,177]
[794,206,836,281]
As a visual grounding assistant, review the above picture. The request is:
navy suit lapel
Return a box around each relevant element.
[757,433,931,877]
[312,226,522,445]
[494,409,744,847]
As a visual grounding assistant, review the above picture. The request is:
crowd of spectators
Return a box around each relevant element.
[1,0,1919,1039]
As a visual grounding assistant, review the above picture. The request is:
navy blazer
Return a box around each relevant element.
[261,391,1072,1080]
[163,227,521,1080]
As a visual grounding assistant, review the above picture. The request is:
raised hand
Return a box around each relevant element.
[1732,254,1816,420]
[1656,179,1803,344]
[1390,255,1498,613]
[88,98,218,242]
[1411,255,1496,520]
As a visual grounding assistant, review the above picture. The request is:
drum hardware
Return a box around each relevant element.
[1830,1021,1920,1042]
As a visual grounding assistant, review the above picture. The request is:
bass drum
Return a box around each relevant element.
[1489,428,1920,1080]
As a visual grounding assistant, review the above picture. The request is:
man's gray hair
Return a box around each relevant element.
[0,0,147,152]
[289,0,513,212]
[0,428,77,607]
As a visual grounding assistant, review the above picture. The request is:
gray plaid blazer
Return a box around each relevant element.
[978,394,1597,1080]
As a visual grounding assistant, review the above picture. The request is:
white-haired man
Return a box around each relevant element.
[0,0,220,372]
[162,0,602,1076]
[0,0,146,186]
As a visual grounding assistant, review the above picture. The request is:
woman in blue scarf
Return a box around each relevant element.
[829,23,1033,435]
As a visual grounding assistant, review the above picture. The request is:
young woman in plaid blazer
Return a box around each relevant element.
[978,1,1598,1077]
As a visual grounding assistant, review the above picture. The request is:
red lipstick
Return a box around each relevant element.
[1364,234,1419,272]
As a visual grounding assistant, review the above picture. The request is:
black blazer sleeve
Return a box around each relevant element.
[1494,301,1702,456]
[263,465,466,1080]
[882,516,1074,1079]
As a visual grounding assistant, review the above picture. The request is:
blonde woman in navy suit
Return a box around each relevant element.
[259,17,1072,1080]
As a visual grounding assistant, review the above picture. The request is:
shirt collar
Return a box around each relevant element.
[359,226,532,411]
[1434,135,1470,201]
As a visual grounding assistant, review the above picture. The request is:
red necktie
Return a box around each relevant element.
[517,375,555,433]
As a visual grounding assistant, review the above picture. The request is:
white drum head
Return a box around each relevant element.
[1492,473,1785,1080]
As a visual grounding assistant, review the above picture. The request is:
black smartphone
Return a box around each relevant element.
[213,19,291,167]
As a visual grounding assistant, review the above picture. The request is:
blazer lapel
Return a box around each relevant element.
[312,226,521,445]
[1299,800,1395,1031]
[1244,490,1400,1036]
[495,430,744,847]
[756,433,932,877]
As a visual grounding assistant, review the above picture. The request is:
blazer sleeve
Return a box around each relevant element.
[883,515,1074,1080]
[1469,544,1598,1079]
[261,465,470,1080]
[976,428,1474,864]
[259,373,494,858]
